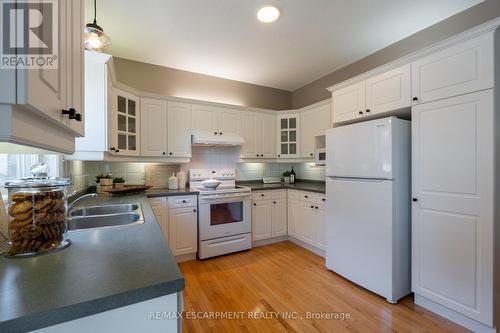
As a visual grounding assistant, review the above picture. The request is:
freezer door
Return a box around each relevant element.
[325,177,395,300]
[326,117,394,179]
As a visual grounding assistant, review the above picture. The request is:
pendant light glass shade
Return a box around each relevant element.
[83,0,110,52]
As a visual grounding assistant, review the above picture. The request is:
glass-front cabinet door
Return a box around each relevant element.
[110,89,140,156]
[277,114,300,158]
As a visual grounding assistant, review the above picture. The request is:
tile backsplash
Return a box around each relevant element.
[63,147,325,190]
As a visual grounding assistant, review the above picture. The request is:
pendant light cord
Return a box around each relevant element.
[93,0,97,24]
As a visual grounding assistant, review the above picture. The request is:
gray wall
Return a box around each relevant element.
[291,0,500,109]
[113,57,292,110]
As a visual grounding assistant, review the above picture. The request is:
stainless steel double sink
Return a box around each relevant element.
[68,203,144,230]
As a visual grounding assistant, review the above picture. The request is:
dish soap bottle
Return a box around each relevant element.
[290,166,296,184]
[168,173,179,190]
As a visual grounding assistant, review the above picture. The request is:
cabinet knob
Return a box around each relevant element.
[182,200,186,203]
[193,209,197,212]
[310,205,314,209]
[358,111,363,115]
[110,147,116,151]
[278,154,281,158]
[260,154,264,157]
[412,198,418,202]
[304,195,308,198]
[310,153,313,156]
[315,206,318,209]
[261,194,264,197]
[253,203,256,206]
[115,149,120,153]
[162,152,166,155]
[273,201,276,204]
[256,154,260,157]
[412,97,419,101]
[366,109,371,113]
[169,152,173,155]
[322,198,325,202]
[219,132,223,135]
[214,132,218,135]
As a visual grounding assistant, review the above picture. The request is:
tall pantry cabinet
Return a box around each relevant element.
[411,28,498,333]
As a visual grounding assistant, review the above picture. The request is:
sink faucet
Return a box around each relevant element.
[68,193,97,211]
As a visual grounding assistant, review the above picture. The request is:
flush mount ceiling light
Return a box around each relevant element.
[257,6,280,23]
[83,0,111,52]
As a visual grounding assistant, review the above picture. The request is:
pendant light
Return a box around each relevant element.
[83,0,110,52]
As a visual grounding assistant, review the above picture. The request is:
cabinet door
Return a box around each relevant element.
[114,90,140,156]
[218,108,241,137]
[287,199,300,238]
[169,207,198,256]
[251,201,272,241]
[315,207,326,250]
[149,198,168,242]
[365,64,411,116]
[241,112,260,158]
[66,0,85,136]
[140,98,167,156]
[412,90,494,325]
[18,0,68,128]
[261,113,277,158]
[332,81,365,123]
[411,33,494,105]
[271,199,287,238]
[277,114,300,158]
[299,204,316,246]
[168,102,192,157]
[191,105,218,136]
[300,104,330,158]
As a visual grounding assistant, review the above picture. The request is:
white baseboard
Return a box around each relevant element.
[252,236,288,248]
[415,295,496,333]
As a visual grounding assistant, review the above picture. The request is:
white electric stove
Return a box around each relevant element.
[189,169,252,259]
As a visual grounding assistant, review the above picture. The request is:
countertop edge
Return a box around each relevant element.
[0,278,185,332]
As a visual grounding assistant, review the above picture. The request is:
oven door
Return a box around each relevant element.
[199,195,251,241]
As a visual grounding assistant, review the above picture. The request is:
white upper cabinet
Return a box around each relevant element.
[242,112,276,158]
[218,108,241,137]
[110,90,140,156]
[140,98,167,157]
[261,113,277,158]
[191,105,241,138]
[365,64,411,115]
[300,103,330,158]
[412,90,494,326]
[277,114,301,158]
[411,33,494,105]
[167,102,192,157]
[191,105,219,137]
[332,81,366,123]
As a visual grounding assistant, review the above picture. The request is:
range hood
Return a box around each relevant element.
[191,134,245,146]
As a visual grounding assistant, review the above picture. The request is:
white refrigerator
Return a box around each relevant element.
[325,116,411,303]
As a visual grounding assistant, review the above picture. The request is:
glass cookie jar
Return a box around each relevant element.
[4,171,71,257]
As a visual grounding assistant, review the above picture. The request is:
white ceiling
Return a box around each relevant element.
[85,0,484,91]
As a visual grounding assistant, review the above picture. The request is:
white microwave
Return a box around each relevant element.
[315,148,326,166]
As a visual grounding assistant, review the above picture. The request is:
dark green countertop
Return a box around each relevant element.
[238,180,326,194]
[0,192,189,332]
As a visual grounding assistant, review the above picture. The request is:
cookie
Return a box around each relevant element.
[19,224,42,239]
[11,193,33,203]
[10,201,33,216]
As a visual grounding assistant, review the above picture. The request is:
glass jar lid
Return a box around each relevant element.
[4,163,71,188]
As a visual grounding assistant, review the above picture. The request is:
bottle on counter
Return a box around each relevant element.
[290,166,296,184]
[177,171,186,189]
[168,173,179,190]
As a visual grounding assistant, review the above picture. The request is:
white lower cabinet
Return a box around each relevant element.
[251,200,272,241]
[412,90,494,328]
[315,206,326,251]
[252,190,287,241]
[298,203,317,245]
[287,199,300,239]
[169,207,198,256]
[149,196,198,258]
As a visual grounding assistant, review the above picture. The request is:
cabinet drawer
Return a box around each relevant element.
[168,195,197,208]
[271,189,286,199]
[287,190,300,201]
[252,191,269,201]
[148,197,166,206]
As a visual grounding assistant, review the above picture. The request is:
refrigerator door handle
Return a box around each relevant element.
[327,176,392,183]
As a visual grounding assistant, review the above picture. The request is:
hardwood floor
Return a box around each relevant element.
[179,241,469,333]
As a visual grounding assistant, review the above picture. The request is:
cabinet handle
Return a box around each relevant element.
[412,198,418,202]
[115,150,120,153]
[74,113,82,122]
[110,147,116,151]
[62,108,76,118]
[412,97,419,101]
[366,109,371,113]
[358,111,363,115]
[315,206,318,209]
[322,198,325,202]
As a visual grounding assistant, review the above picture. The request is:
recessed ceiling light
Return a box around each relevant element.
[257,6,280,23]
